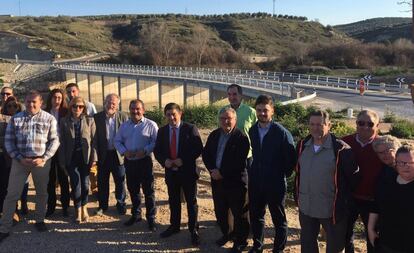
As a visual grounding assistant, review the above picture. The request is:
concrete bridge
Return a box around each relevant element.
[54,63,306,111]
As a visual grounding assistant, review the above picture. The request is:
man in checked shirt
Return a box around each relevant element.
[0,90,59,242]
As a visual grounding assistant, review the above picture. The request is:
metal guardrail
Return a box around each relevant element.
[53,63,411,94]
[53,63,296,98]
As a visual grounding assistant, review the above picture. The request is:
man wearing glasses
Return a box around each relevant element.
[342,109,382,253]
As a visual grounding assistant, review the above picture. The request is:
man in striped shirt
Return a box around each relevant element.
[0,90,59,242]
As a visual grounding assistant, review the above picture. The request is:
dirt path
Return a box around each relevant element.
[0,129,367,252]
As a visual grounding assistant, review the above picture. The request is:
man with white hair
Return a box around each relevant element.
[94,94,128,215]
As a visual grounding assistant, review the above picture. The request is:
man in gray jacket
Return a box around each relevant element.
[295,110,359,253]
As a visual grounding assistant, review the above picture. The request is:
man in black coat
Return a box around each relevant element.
[154,102,203,246]
[94,94,128,215]
[202,107,250,253]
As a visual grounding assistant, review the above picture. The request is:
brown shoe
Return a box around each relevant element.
[12,212,20,225]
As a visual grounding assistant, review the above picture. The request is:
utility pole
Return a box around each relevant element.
[273,0,276,16]
[18,0,21,16]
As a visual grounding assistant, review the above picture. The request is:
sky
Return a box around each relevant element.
[1,0,411,25]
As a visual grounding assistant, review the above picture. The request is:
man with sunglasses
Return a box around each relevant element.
[0,87,13,111]
[342,109,383,253]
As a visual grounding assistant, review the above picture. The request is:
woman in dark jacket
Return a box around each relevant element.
[59,97,97,223]
[45,89,70,217]
[0,97,28,218]
[368,145,414,253]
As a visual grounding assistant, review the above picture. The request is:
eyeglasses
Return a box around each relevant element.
[356,120,375,128]
[396,161,414,167]
[72,104,85,109]
[376,149,395,155]
[1,92,11,96]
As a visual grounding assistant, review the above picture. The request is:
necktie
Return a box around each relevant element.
[170,127,177,159]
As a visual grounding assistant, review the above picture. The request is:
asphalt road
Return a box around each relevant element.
[305,87,414,119]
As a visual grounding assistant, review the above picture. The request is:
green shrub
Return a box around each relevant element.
[183,105,221,128]
[144,107,165,126]
[389,120,414,139]
[383,110,398,123]
[145,104,221,128]
[331,121,355,137]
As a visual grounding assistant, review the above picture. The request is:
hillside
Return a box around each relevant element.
[0,15,350,61]
[334,17,412,42]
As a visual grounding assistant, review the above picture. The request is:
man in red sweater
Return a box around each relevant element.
[342,109,382,253]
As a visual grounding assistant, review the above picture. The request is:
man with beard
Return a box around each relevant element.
[94,94,128,216]
[248,95,297,253]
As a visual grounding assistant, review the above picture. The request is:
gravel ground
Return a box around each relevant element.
[0,129,367,253]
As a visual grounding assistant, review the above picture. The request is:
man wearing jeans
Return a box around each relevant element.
[0,90,59,242]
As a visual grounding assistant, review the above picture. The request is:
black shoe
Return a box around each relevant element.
[124,216,142,226]
[230,242,248,253]
[191,231,200,246]
[34,222,48,232]
[45,209,55,217]
[95,208,107,216]
[216,235,230,246]
[160,226,180,238]
[0,232,9,243]
[20,203,28,215]
[116,205,127,215]
[248,247,263,253]
[62,208,69,217]
[148,220,157,232]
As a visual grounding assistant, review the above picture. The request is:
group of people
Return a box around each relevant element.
[0,83,412,253]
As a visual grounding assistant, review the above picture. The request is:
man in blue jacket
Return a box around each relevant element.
[248,95,297,253]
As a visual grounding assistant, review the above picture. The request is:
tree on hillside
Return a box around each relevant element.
[398,1,414,42]
[139,22,177,65]
[192,25,210,67]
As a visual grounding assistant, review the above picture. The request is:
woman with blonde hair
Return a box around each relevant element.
[59,97,97,223]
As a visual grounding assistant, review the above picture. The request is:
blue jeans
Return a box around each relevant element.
[67,151,90,208]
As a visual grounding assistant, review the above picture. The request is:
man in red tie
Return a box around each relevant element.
[154,102,203,246]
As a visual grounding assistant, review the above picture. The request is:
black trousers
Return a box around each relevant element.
[249,188,287,253]
[0,152,10,213]
[97,150,126,210]
[299,211,348,253]
[47,154,70,212]
[124,157,155,221]
[345,198,374,253]
[211,180,249,246]
[165,172,198,232]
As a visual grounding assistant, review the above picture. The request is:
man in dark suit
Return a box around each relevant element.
[154,102,203,246]
[202,107,250,253]
[94,94,128,215]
